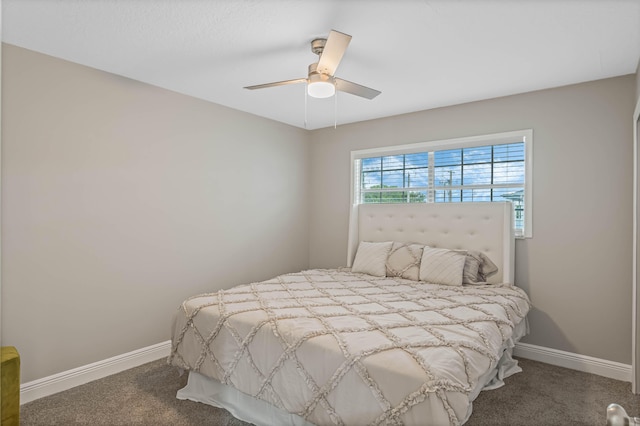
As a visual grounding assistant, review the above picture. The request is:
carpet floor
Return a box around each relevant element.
[20,357,640,425]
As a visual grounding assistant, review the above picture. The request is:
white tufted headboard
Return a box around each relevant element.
[347,202,515,285]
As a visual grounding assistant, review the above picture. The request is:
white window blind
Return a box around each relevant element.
[352,130,532,237]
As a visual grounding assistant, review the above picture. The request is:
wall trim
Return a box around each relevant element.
[514,342,632,383]
[632,93,640,393]
[20,340,630,404]
[20,340,171,404]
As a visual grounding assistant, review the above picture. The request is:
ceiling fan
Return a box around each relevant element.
[244,30,381,100]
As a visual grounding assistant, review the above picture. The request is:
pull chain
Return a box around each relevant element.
[334,86,337,129]
[304,83,308,129]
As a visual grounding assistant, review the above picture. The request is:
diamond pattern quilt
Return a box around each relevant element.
[168,269,530,425]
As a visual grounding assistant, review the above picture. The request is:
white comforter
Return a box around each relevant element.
[168,269,530,425]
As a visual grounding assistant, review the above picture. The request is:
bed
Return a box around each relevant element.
[168,202,531,425]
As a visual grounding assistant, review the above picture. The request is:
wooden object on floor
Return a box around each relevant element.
[1,346,20,426]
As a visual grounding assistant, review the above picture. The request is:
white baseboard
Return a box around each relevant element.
[19,340,631,404]
[514,342,632,382]
[20,340,171,404]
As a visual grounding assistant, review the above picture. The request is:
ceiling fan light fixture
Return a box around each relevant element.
[307,73,335,98]
[244,30,381,102]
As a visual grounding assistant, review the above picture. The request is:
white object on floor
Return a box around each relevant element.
[607,404,640,426]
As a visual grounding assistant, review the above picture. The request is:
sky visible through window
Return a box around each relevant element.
[359,142,526,229]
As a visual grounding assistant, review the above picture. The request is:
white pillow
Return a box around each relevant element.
[351,241,393,277]
[419,247,467,286]
[386,242,424,281]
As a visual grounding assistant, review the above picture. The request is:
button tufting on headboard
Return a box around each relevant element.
[350,202,514,284]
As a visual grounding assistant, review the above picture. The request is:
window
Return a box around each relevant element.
[351,130,532,237]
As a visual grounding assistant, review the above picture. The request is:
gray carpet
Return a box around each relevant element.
[20,357,640,425]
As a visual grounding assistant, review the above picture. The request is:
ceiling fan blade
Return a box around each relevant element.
[317,30,352,76]
[244,78,307,90]
[335,78,381,100]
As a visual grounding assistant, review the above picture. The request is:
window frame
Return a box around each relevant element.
[350,129,533,238]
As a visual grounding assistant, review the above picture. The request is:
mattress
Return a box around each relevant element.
[168,268,531,425]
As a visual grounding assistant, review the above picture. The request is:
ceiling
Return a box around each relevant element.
[3,0,640,130]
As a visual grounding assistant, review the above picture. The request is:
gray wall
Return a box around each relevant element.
[2,44,310,382]
[3,42,636,383]
[309,75,635,364]
[636,60,639,102]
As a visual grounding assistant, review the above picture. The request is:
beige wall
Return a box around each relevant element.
[1,44,310,382]
[636,60,639,102]
[309,75,636,364]
[2,42,637,383]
